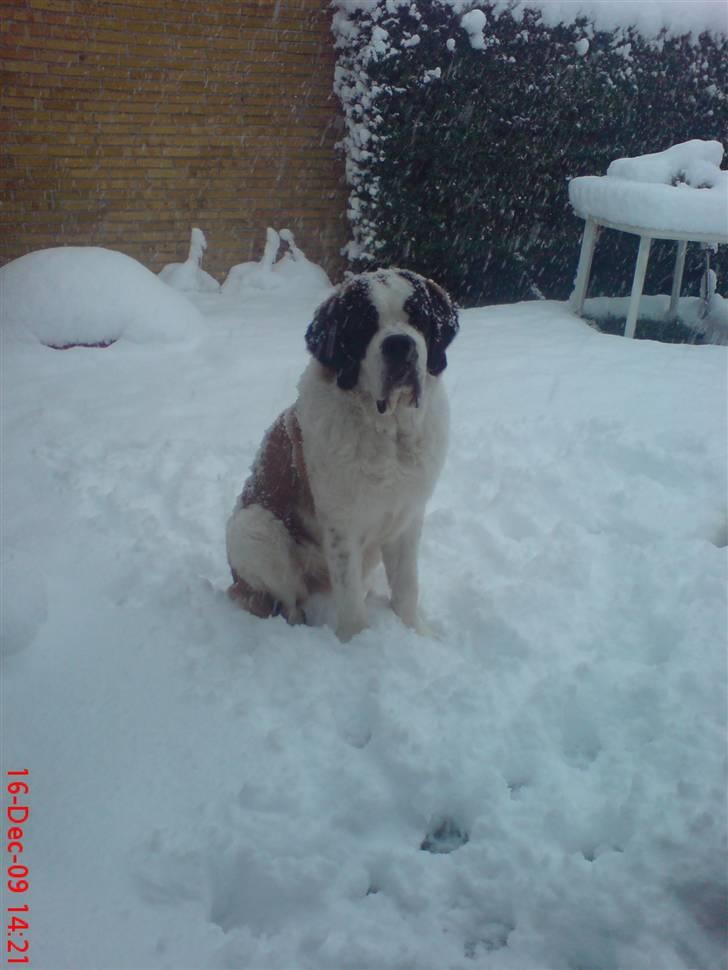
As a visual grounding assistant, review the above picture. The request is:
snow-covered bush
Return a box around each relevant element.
[222,227,331,302]
[158,228,220,294]
[0,247,202,348]
[333,1,728,305]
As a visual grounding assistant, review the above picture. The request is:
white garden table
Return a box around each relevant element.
[568,174,728,339]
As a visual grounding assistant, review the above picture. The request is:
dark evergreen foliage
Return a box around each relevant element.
[335,2,728,306]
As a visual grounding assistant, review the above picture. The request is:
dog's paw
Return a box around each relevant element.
[283,604,306,626]
[401,609,442,640]
[392,602,439,639]
[412,612,442,639]
[335,613,368,643]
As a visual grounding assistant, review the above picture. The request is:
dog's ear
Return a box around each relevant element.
[305,279,379,390]
[422,278,459,376]
[402,273,459,376]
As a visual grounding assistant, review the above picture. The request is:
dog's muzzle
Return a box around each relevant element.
[377,334,421,413]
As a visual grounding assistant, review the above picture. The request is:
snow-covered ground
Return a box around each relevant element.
[583,293,728,344]
[2,257,727,970]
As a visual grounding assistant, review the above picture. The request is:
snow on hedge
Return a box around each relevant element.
[0,247,203,348]
[335,0,728,43]
[488,0,727,39]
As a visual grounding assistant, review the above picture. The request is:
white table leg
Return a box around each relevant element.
[667,240,688,322]
[625,235,652,338]
[570,217,598,315]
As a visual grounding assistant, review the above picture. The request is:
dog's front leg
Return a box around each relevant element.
[382,515,430,634]
[324,526,368,642]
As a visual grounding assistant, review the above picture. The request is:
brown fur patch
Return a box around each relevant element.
[227,572,278,618]
[239,406,315,547]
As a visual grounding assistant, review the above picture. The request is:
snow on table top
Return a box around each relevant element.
[569,140,728,240]
[606,139,724,185]
[2,259,727,969]
[569,175,728,239]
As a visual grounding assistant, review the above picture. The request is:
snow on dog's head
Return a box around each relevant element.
[304,269,459,412]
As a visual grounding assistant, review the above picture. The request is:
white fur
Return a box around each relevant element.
[299,361,448,640]
[226,503,307,621]
[227,270,451,641]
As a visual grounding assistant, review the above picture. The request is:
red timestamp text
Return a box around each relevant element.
[5,769,30,965]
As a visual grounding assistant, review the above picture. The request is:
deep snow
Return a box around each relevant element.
[1,256,727,970]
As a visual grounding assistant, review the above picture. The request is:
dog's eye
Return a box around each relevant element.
[403,296,432,342]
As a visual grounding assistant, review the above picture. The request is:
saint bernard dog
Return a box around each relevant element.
[226,268,459,641]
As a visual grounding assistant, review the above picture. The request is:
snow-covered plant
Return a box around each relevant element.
[158,227,220,293]
[222,227,331,299]
[333,1,728,305]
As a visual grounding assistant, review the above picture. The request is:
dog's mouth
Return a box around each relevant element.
[377,368,421,414]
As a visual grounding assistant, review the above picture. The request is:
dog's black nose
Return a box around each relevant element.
[381,333,416,363]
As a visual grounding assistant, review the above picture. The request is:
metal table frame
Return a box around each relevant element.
[570,215,728,338]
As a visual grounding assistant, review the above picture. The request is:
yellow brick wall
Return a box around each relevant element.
[0,0,349,281]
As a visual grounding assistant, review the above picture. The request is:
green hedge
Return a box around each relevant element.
[333,2,728,306]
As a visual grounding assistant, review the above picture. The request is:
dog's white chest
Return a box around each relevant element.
[298,365,449,537]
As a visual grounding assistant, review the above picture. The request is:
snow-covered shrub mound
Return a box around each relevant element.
[569,140,728,237]
[158,227,220,293]
[222,227,331,302]
[222,227,283,295]
[275,229,333,293]
[1,247,203,348]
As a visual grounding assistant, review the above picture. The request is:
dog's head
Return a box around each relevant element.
[305,269,459,413]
